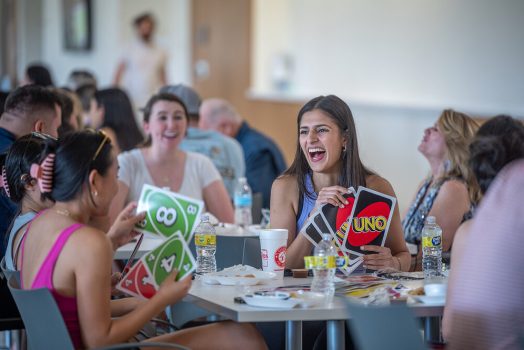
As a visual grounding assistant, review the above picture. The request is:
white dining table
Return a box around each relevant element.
[114,226,259,261]
[185,277,444,350]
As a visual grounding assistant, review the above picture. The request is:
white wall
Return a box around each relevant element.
[251,0,524,211]
[38,0,191,88]
[253,0,524,116]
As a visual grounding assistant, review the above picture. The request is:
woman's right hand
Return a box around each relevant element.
[156,269,193,305]
[314,186,350,209]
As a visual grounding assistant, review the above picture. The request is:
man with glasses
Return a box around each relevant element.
[0,85,62,258]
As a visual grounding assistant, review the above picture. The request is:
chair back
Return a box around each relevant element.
[7,273,74,350]
[242,237,261,269]
[0,258,24,332]
[346,300,427,350]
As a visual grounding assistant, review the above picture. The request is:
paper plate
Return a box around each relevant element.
[243,291,325,309]
[214,223,243,236]
[411,295,445,305]
[201,266,276,286]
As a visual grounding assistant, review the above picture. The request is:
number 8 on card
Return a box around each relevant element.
[135,184,204,242]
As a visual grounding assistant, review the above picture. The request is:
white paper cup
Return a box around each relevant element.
[259,229,288,279]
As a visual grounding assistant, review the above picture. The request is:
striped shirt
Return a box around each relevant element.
[447,159,524,350]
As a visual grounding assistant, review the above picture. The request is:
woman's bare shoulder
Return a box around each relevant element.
[70,225,111,251]
[272,174,298,192]
[365,174,396,196]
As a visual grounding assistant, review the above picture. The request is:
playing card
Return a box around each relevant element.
[342,187,396,256]
[116,259,158,299]
[117,233,196,299]
[299,188,356,247]
[143,233,197,286]
[135,184,203,242]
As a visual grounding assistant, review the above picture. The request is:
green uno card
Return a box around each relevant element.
[143,232,196,286]
[135,184,203,242]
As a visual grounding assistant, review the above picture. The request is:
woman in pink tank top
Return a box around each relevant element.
[20,130,266,349]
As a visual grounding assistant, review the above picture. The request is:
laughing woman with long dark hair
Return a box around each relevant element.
[270,95,410,271]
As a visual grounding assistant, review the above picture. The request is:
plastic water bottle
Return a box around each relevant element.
[234,177,252,227]
[311,234,337,303]
[194,215,217,274]
[422,216,442,279]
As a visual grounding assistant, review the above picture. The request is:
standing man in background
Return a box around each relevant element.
[113,12,167,112]
[159,84,245,200]
[199,98,287,208]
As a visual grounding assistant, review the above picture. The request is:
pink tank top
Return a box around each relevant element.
[20,215,84,349]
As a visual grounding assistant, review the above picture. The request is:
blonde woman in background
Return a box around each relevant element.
[402,109,479,271]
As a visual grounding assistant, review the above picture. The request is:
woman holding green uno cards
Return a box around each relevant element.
[19,130,266,349]
[109,92,234,225]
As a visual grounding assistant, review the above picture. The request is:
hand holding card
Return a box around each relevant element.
[116,232,196,299]
[135,184,204,242]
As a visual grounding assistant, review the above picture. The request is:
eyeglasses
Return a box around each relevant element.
[92,129,110,161]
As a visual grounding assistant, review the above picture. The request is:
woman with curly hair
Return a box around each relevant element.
[402,109,480,271]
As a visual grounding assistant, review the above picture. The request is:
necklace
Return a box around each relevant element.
[55,208,72,217]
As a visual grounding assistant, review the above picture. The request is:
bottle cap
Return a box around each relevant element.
[201,214,209,222]
[426,216,436,224]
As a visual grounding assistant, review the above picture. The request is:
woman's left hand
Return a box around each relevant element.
[361,245,398,271]
[107,202,145,249]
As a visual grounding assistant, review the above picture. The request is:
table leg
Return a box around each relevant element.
[285,320,302,350]
[326,320,345,350]
[424,316,442,343]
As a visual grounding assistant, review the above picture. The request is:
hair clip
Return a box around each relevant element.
[30,153,55,193]
[1,166,10,198]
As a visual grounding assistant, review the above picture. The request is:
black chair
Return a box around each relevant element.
[345,300,427,350]
[7,273,190,350]
[0,257,24,349]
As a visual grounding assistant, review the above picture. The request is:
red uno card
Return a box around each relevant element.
[116,260,157,299]
[342,187,396,256]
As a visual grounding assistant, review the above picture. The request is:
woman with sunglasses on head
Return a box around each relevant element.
[1,132,145,273]
[271,95,410,271]
[402,109,479,271]
[18,130,265,349]
[109,92,234,225]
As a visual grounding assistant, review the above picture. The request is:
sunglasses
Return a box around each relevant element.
[31,131,58,141]
[90,129,111,161]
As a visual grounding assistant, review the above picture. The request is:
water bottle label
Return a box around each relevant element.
[195,234,216,246]
[304,256,338,269]
[234,195,252,207]
[422,236,441,248]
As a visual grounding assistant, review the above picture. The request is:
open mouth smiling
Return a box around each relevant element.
[308,147,326,162]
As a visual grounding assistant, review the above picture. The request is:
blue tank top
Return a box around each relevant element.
[296,174,316,233]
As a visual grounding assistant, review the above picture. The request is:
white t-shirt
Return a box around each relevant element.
[117,149,222,205]
[121,40,167,109]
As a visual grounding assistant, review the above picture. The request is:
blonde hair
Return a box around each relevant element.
[437,109,481,203]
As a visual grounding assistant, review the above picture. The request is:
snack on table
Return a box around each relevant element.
[292,269,308,278]
[408,287,425,296]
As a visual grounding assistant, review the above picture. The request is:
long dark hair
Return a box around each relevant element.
[39,130,113,203]
[141,92,189,147]
[1,134,47,203]
[469,115,524,197]
[284,95,373,199]
[95,88,144,151]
